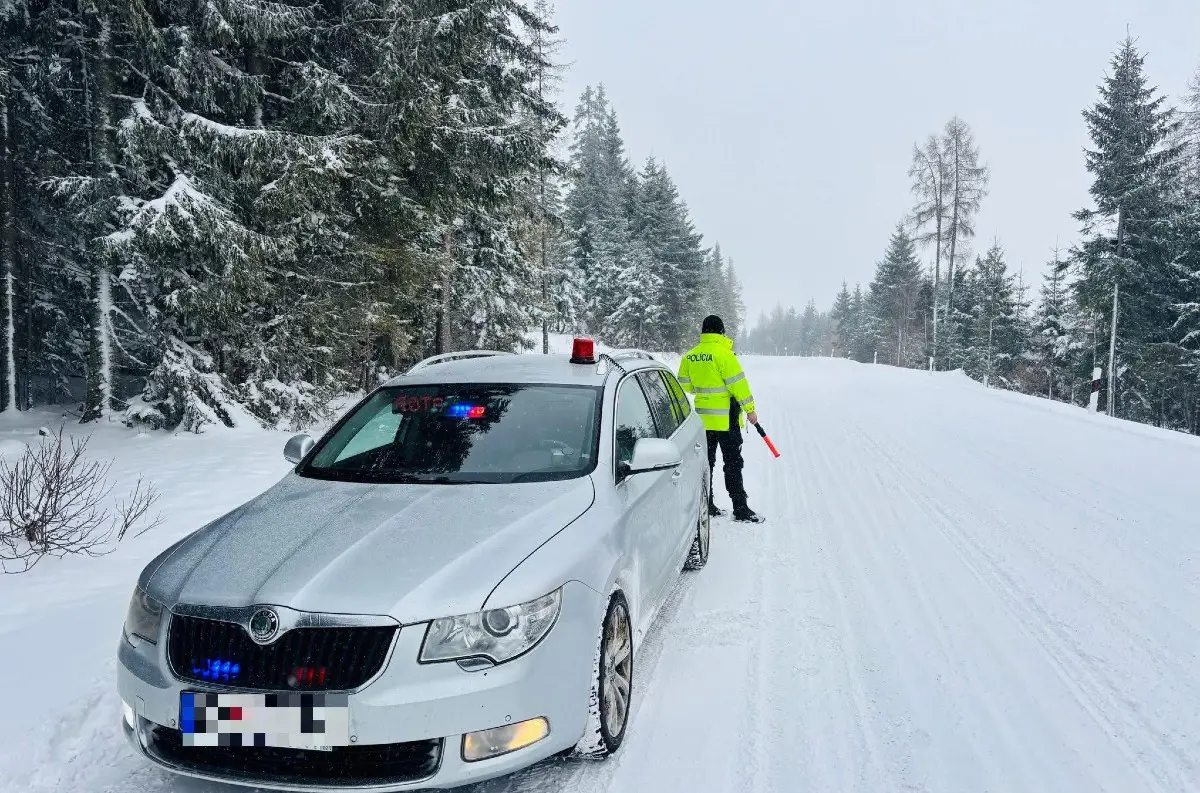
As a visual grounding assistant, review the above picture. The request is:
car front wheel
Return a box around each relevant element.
[573,593,633,759]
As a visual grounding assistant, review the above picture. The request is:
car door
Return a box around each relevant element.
[635,370,691,595]
[612,374,673,628]
[660,368,706,547]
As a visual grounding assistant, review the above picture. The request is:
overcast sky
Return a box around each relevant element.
[553,0,1200,324]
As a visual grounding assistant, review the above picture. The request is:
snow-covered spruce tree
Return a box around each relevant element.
[695,244,735,341]
[46,0,566,431]
[520,171,581,337]
[830,282,853,356]
[724,257,746,342]
[699,245,725,324]
[630,157,706,350]
[1072,36,1187,425]
[1032,250,1083,402]
[565,86,643,338]
[941,260,977,373]
[849,284,878,362]
[82,0,334,432]
[966,241,1025,387]
[0,0,100,413]
[1170,63,1200,431]
[798,300,820,355]
[525,0,569,352]
[869,223,925,367]
[337,0,564,361]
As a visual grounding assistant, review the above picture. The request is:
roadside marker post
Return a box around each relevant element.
[1088,367,1102,414]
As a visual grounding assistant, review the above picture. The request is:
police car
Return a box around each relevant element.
[117,339,711,790]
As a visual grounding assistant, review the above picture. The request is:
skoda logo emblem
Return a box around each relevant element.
[249,608,280,645]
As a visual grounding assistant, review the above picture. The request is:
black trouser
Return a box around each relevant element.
[706,401,748,512]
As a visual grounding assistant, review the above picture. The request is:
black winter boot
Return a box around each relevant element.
[732,507,764,523]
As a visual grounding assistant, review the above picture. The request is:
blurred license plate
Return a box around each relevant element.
[180,692,350,750]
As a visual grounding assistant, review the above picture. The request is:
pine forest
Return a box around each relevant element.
[0,0,744,432]
[744,38,1200,436]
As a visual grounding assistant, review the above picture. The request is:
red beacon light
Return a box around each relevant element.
[570,337,596,364]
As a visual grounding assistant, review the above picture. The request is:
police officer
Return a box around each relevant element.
[677,315,764,523]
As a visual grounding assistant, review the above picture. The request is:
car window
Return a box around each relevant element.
[333,408,404,463]
[661,370,692,424]
[638,370,679,438]
[301,383,602,484]
[613,376,658,470]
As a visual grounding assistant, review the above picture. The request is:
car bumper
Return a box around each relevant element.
[117,580,602,791]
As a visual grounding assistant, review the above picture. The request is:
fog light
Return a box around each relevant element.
[122,700,135,729]
[462,717,549,762]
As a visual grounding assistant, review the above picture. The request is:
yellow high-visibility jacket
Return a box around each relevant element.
[677,333,756,431]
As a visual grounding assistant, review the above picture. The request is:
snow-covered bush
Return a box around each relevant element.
[124,340,238,433]
[239,377,332,433]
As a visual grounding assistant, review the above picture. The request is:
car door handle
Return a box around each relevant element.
[694,443,702,452]
[671,469,683,483]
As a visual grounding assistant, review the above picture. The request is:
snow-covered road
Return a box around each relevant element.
[4,356,1200,793]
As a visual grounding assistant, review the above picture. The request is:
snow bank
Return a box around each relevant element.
[0,437,27,460]
[0,409,300,791]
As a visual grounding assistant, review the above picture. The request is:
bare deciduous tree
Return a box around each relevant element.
[908,134,950,365]
[942,117,990,315]
[0,426,162,572]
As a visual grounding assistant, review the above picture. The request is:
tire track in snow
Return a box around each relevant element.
[762,391,890,792]
[810,419,982,792]
[841,420,1078,791]
[853,423,1198,793]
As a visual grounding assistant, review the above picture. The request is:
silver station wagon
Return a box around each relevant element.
[117,339,712,791]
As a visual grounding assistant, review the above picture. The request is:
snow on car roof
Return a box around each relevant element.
[383,353,665,388]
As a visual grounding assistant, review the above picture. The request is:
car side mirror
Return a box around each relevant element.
[622,438,682,478]
[284,434,314,464]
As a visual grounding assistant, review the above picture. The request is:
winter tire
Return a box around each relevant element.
[573,593,633,759]
[685,475,711,570]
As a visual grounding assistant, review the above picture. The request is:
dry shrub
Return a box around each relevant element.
[0,426,163,573]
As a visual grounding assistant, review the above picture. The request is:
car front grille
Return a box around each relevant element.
[142,720,443,786]
[167,614,397,692]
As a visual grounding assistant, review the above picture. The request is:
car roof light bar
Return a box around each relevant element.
[406,350,513,375]
[606,349,658,362]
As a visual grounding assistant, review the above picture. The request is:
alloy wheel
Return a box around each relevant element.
[600,599,633,740]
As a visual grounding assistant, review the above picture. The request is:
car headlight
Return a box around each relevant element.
[420,588,562,665]
[123,586,164,645]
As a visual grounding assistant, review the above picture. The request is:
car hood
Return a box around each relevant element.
[145,473,595,624]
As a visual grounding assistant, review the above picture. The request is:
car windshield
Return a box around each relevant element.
[299,383,602,484]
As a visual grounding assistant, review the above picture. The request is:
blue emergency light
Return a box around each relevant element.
[446,403,486,419]
[192,658,241,681]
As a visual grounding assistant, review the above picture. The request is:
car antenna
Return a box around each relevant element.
[596,353,627,378]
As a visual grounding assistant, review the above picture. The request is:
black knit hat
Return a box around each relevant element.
[701,315,725,335]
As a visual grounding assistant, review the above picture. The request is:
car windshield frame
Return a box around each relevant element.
[296,381,604,485]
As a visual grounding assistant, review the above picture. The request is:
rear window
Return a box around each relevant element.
[299,384,602,484]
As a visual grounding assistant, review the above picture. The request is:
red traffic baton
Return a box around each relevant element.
[753,422,781,458]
